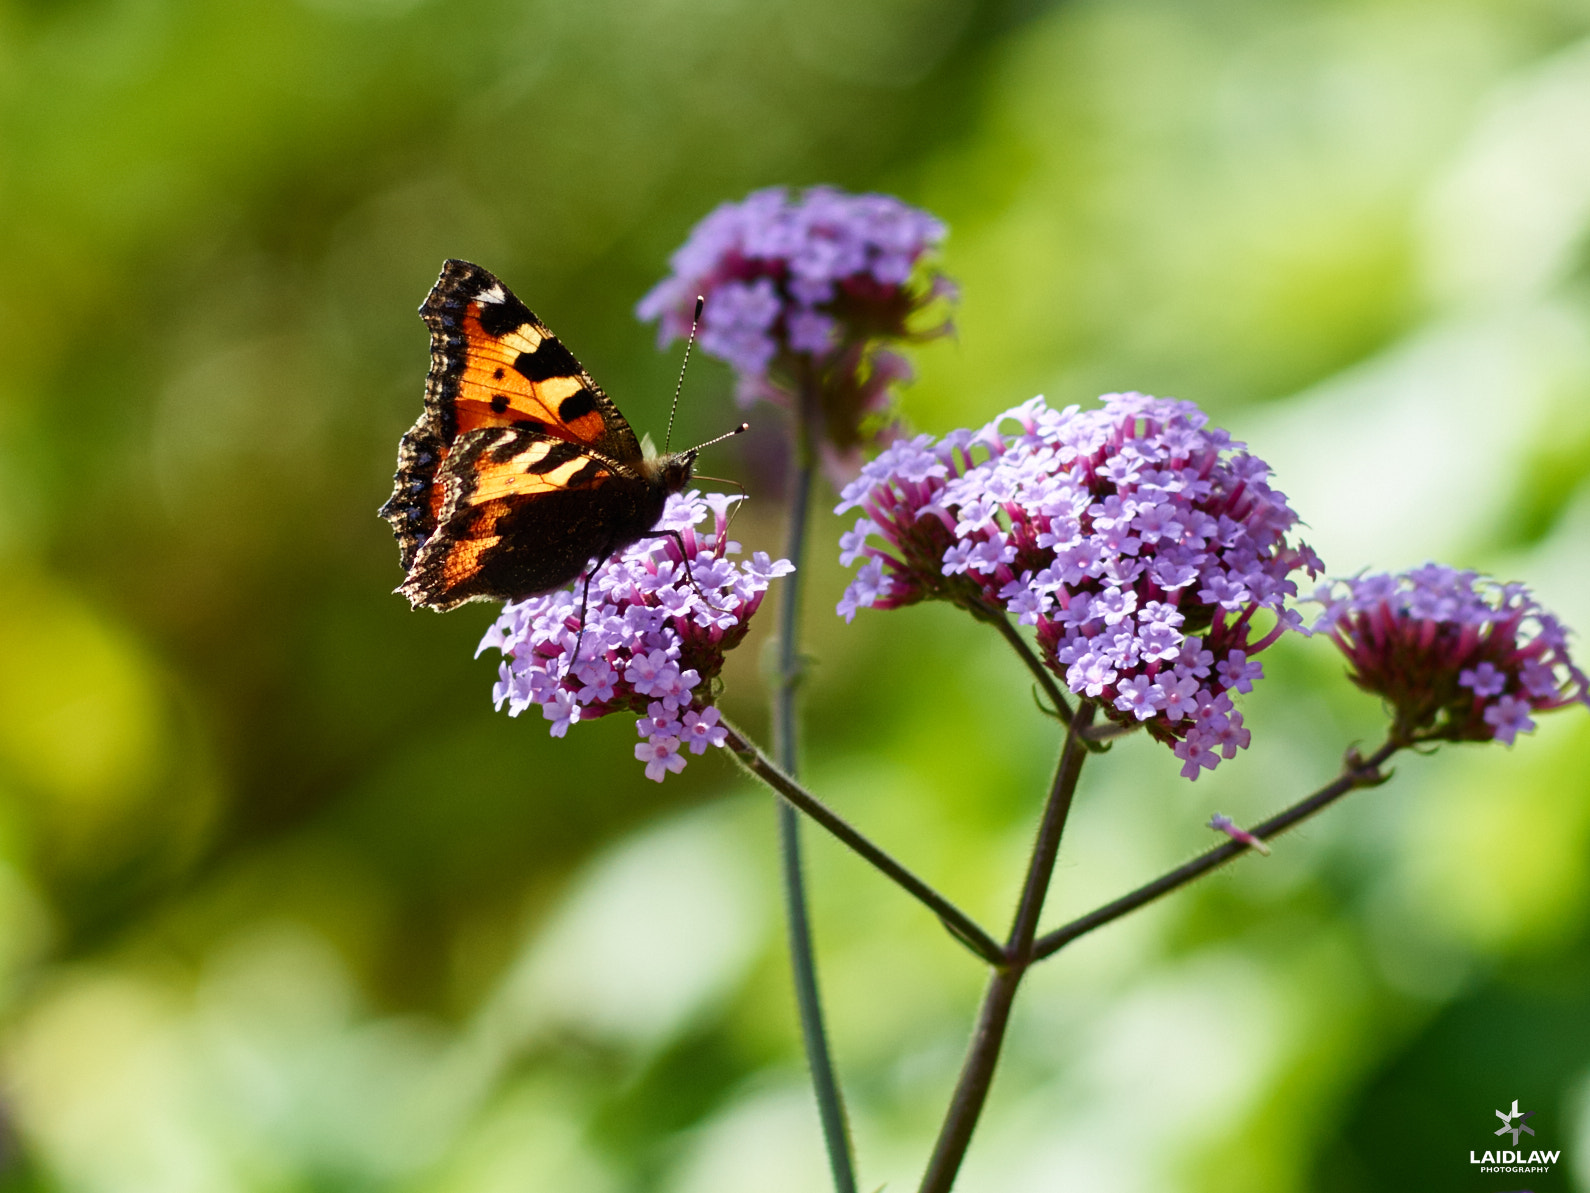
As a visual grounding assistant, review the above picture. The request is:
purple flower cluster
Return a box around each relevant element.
[637,186,950,450]
[478,493,793,781]
[836,393,1323,779]
[1312,566,1589,745]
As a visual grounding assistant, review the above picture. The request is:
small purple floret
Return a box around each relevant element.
[480,492,791,782]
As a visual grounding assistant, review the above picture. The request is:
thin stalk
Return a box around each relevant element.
[917,702,1096,1193]
[774,419,856,1193]
[721,718,1005,965]
[1031,738,1400,961]
[966,603,1119,753]
[970,604,1073,726]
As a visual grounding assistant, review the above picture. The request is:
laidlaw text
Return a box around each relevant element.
[1470,1150,1560,1165]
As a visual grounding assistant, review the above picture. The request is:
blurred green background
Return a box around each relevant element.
[3,0,1590,1189]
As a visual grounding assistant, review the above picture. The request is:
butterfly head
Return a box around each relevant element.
[642,447,699,495]
[644,422,749,495]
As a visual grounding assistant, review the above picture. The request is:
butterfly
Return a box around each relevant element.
[380,260,743,612]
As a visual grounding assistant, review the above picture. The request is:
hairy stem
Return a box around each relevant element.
[774,421,856,1193]
[722,719,1005,965]
[917,702,1096,1193]
[970,605,1073,726]
[1031,738,1400,961]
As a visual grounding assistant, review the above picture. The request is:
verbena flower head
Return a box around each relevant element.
[835,393,1322,780]
[1312,565,1589,745]
[637,186,951,452]
[478,492,793,781]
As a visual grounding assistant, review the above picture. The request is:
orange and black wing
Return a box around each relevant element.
[397,426,667,612]
[380,259,643,570]
[421,259,640,456]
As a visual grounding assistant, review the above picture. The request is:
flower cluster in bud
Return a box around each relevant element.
[1312,565,1589,745]
[636,186,951,451]
[478,493,793,781]
[836,393,1322,779]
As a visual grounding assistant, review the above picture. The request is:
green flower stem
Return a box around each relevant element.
[917,701,1097,1193]
[1030,737,1400,961]
[721,719,1006,966]
[967,603,1074,727]
[967,604,1118,753]
[773,438,857,1193]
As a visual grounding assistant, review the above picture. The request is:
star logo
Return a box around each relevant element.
[1494,1099,1536,1145]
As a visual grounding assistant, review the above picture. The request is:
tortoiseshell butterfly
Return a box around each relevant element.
[380,260,742,611]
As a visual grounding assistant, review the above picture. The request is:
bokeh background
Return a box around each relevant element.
[3,0,1590,1189]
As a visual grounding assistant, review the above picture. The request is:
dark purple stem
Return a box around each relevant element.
[1031,737,1400,960]
[721,720,1005,966]
[969,603,1074,727]
[917,701,1097,1193]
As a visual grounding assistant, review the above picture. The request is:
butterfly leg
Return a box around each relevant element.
[656,530,728,612]
[567,558,607,673]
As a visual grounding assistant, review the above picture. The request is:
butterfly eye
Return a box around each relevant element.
[662,455,695,490]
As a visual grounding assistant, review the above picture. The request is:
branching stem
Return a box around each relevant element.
[1031,737,1400,960]
[916,702,1096,1193]
[722,719,1005,966]
[969,605,1073,726]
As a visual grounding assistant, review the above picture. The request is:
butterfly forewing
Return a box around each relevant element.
[429,262,639,460]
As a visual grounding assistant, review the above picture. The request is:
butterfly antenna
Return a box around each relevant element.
[664,295,705,454]
[686,421,750,456]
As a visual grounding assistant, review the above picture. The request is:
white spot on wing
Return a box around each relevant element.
[478,284,506,304]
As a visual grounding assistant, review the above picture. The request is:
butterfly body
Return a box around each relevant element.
[380,260,700,611]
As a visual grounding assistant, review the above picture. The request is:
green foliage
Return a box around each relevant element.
[2,0,1590,1190]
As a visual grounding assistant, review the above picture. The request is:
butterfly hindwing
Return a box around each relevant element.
[396,426,671,612]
